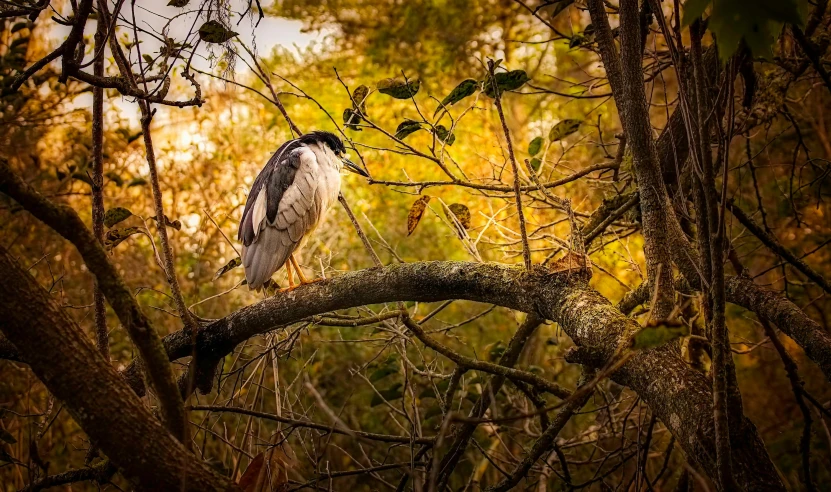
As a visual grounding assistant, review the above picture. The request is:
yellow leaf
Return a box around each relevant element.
[407,196,431,236]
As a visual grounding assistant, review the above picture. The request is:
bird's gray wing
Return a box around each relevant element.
[240,145,321,289]
[239,138,301,246]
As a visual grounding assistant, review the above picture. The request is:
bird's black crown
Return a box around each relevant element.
[300,131,346,155]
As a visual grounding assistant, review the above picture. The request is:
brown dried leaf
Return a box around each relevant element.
[238,437,296,492]
[407,195,431,236]
[548,252,590,274]
[444,203,471,230]
[152,214,181,230]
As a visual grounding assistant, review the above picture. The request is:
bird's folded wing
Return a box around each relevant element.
[273,147,320,243]
[241,144,320,289]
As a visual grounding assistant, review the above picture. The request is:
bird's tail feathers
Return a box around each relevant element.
[242,226,293,291]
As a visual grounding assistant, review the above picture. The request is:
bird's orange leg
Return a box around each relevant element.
[290,254,323,285]
[283,260,296,291]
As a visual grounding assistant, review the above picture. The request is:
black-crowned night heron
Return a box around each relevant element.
[238,131,369,290]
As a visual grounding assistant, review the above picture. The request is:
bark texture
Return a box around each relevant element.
[0,247,237,491]
[589,0,676,319]
[145,261,783,490]
[0,157,187,441]
[726,275,831,380]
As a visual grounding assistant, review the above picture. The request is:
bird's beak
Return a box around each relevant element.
[342,156,370,178]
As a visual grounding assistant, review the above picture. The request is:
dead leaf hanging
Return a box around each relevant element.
[213,256,241,281]
[444,203,471,230]
[407,196,431,236]
[238,435,296,492]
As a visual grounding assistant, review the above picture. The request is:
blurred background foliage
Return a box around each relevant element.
[1,0,830,489]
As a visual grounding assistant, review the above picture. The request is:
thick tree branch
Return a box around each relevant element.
[726,275,831,381]
[143,261,782,490]
[0,158,187,442]
[0,247,236,491]
[590,0,676,319]
[91,13,108,359]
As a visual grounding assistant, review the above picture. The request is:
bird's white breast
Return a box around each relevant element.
[307,143,342,217]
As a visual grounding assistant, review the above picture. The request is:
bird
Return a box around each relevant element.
[238,131,369,291]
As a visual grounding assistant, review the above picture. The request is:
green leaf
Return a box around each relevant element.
[105,171,124,187]
[434,378,451,392]
[153,215,181,230]
[371,383,404,406]
[435,79,478,116]
[464,392,480,403]
[394,119,423,140]
[484,341,505,361]
[104,227,144,252]
[126,131,144,144]
[569,33,587,49]
[528,136,544,156]
[549,119,581,141]
[351,85,369,114]
[343,108,362,131]
[432,125,456,145]
[377,78,420,99]
[631,324,689,350]
[71,172,92,186]
[686,0,804,59]
[681,0,711,27]
[128,177,147,187]
[550,0,575,18]
[0,448,14,463]
[369,365,398,382]
[142,54,155,69]
[423,406,444,420]
[198,20,238,44]
[530,158,542,171]
[419,387,437,399]
[168,0,190,6]
[213,256,241,281]
[483,70,530,98]
[103,207,133,228]
[0,428,17,444]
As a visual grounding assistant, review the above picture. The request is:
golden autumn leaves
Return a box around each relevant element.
[406,195,471,237]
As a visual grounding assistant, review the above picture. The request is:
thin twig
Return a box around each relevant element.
[488,59,532,270]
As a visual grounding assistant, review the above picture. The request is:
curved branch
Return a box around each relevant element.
[149,261,782,489]
[726,275,831,381]
[0,158,187,442]
[0,247,236,491]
